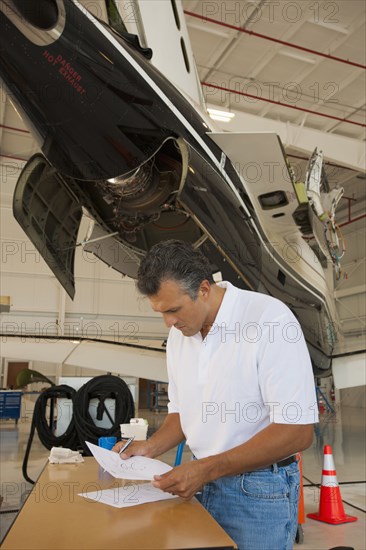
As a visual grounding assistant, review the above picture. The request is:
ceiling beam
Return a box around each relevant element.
[208,103,366,171]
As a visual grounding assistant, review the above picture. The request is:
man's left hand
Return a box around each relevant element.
[152,460,207,500]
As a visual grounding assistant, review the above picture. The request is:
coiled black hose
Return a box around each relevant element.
[22,384,77,484]
[22,375,135,482]
[73,375,135,455]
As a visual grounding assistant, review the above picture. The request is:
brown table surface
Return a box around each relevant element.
[2,457,237,549]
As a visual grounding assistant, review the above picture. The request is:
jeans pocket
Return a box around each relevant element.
[241,470,290,500]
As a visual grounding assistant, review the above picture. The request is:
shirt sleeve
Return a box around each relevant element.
[256,308,319,425]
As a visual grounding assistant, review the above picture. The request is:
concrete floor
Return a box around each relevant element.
[0,405,365,549]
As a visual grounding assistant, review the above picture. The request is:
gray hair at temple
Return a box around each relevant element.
[137,240,214,299]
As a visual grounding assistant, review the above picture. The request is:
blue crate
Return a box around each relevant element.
[0,391,22,422]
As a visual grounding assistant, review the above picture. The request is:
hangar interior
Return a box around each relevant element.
[0,0,365,548]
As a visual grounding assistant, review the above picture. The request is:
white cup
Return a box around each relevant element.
[120,419,148,441]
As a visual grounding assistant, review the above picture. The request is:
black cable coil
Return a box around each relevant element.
[22,384,78,484]
[22,375,135,483]
[73,375,135,455]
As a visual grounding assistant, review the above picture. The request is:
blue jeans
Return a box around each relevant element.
[196,461,300,550]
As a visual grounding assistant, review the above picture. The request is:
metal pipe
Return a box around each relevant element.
[0,153,28,162]
[339,214,366,228]
[0,124,30,133]
[287,154,358,172]
[184,11,366,70]
[201,82,366,127]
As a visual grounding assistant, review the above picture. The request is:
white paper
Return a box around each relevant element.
[85,441,173,480]
[79,482,178,508]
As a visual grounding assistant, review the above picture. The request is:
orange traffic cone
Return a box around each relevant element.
[307,445,358,525]
[297,453,305,525]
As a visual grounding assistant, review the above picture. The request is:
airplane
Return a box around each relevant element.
[0,0,346,374]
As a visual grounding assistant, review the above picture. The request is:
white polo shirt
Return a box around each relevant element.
[166,281,318,459]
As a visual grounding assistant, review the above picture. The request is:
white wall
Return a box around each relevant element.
[340,386,366,408]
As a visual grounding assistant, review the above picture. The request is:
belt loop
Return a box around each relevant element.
[272,462,278,473]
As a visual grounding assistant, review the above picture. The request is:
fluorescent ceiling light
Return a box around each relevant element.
[188,21,229,38]
[207,108,235,117]
[209,114,233,122]
[207,108,235,123]
[279,49,317,64]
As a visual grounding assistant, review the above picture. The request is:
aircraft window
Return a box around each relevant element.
[170,0,181,30]
[12,0,59,29]
[259,191,288,209]
[180,38,190,73]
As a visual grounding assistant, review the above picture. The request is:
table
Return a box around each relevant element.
[2,457,237,549]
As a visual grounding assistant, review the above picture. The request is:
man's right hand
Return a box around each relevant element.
[112,413,184,461]
[112,439,154,459]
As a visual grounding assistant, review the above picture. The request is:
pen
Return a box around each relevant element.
[119,436,135,455]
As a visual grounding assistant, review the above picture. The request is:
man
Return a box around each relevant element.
[114,240,318,549]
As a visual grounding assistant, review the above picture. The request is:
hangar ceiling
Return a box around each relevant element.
[183,0,365,140]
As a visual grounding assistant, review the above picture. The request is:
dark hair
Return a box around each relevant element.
[137,240,214,299]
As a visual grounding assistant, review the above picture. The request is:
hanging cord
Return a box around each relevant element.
[73,375,135,455]
[22,385,77,484]
[22,376,134,482]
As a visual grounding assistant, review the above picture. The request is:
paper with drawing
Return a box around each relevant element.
[85,441,173,480]
[79,442,178,508]
[79,481,178,508]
